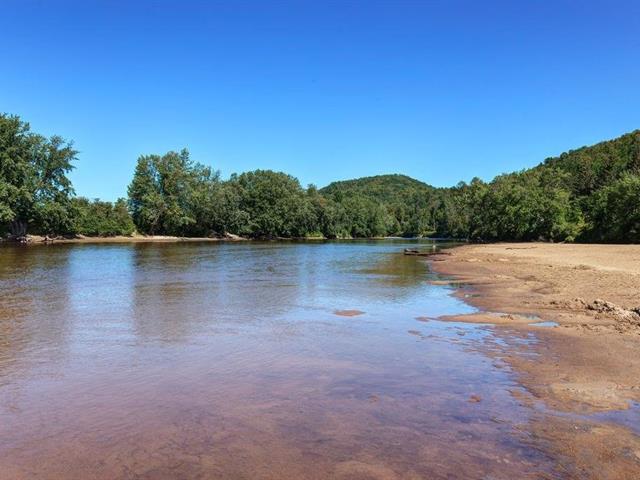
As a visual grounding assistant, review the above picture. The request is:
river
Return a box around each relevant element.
[0,240,558,479]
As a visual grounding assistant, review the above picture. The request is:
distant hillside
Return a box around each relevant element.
[540,130,640,196]
[3,110,639,242]
[320,131,640,203]
[320,174,434,199]
[433,129,640,242]
[320,174,441,237]
[316,130,640,242]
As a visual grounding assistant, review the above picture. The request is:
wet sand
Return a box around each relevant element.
[431,243,640,479]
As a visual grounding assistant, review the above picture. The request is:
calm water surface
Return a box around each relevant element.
[0,240,558,479]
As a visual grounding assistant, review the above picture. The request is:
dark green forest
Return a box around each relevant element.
[1,113,639,242]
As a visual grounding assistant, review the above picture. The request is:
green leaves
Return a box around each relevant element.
[72,197,135,236]
[128,150,211,236]
[0,113,77,236]
[2,111,638,243]
[320,174,438,237]
[231,170,311,238]
[586,174,640,242]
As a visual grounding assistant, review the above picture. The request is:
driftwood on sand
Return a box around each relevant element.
[403,248,451,257]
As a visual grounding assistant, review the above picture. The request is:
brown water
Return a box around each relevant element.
[0,241,559,479]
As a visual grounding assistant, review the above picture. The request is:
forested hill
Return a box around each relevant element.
[319,131,640,242]
[1,111,639,242]
[320,174,434,200]
[535,129,640,242]
[540,129,640,196]
[433,129,640,242]
[319,174,441,237]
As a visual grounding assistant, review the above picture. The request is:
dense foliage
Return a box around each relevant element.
[450,170,583,242]
[0,114,77,236]
[127,155,317,238]
[320,175,439,237]
[541,130,640,242]
[2,112,640,243]
[584,174,640,243]
[127,149,220,236]
[432,130,640,242]
[71,197,135,236]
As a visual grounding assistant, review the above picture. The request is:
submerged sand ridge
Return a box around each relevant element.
[430,242,640,479]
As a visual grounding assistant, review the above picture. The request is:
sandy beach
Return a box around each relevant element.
[431,243,640,479]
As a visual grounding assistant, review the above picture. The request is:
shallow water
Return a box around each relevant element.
[0,240,560,479]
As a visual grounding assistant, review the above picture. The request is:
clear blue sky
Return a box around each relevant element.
[2,1,639,201]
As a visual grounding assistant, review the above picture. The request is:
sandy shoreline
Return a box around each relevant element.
[430,243,640,478]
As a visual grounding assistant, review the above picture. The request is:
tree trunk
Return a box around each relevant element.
[10,219,28,238]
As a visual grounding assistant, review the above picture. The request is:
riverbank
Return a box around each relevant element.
[0,233,249,245]
[430,243,640,478]
[0,234,413,245]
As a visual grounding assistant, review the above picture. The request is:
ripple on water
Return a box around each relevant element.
[0,240,562,479]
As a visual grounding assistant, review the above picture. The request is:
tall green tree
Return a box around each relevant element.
[585,174,640,242]
[128,149,219,236]
[231,170,313,238]
[0,114,77,236]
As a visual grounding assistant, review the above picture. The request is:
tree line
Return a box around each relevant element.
[1,112,639,242]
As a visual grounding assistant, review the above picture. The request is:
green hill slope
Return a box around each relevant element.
[541,130,640,196]
[320,174,440,237]
[435,129,640,242]
[320,174,434,199]
[317,130,640,242]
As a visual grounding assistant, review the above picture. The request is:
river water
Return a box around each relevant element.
[0,240,559,479]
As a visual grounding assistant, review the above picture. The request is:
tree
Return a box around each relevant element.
[127,155,164,235]
[585,174,640,242]
[128,149,218,236]
[72,197,135,236]
[231,170,313,238]
[462,170,582,242]
[0,114,77,237]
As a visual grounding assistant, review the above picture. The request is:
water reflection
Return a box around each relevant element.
[0,240,562,479]
[0,246,75,386]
